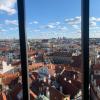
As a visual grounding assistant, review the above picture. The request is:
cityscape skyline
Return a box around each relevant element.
[0,1,100,99]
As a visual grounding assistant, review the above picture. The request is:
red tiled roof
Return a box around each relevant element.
[11,83,22,100]
[29,72,39,84]
[31,72,39,79]
[0,92,7,100]
[0,72,20,85]
[0,48,9,51]
[29,63,56,71]
[11,61,21,66]
[48,69,55,76]
[0,57,7,62]
[29,63,44,71]
[96,79,100,86]
[58,76,80,96]
[30,89,37,100]
[2,92,7,100]
[93,64,100,70]
[0,72,20,78]
[71,55,82,68]
[28,51,37,56]
[71,79,82,89]
[61,81,79,96]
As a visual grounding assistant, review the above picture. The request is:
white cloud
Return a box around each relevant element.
[29,21,39,24]
[90,17,96,21]
[33,29,40,32]
[90,30,100,38]
[90,17,100,22]
[0,0,16,15]
[0,29,6,32]
[89,21,96,27]
[0,25,2,29]
[45,24,55,29]
[33,21,38,24]
[89,17,99,32]
[65,16,100,31]
[72,25,79,29]
[9,27,18,30]
[44,22,61,29]
[5,20,18,25]
[90,26,100,30]
[76,29,81,34]
[96,18,100,22]
[65,16,100,26]
[55,22,60,25]
[65,16,81,25]
[89,17,100,28]
[0,24,3,27]
[58,26,68,32]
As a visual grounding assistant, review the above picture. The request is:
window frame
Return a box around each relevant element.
[81,0,89,99]
[17,0,30,100]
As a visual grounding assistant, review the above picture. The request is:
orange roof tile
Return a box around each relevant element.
[0,92,7,100]
[0,72,20,85]
[2,92,7,100]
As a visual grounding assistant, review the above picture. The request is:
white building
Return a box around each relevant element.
[0,61,15,74]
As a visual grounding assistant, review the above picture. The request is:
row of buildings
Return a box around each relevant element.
[0,38,83,100]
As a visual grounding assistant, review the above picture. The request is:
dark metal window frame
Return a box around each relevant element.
[17,0,30,100]
[81,0,89,100]
[17,0,89,100]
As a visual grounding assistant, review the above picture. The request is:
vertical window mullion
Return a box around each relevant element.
[17,0,30,100]
[81,0,89,100]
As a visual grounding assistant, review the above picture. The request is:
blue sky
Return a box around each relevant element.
[0,0,100,39]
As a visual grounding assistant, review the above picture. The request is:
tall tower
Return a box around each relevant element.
[50,42,53,52]
[27,41,30,51]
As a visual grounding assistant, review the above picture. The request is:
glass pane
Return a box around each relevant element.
[25,0,83,100]
[90,0,100,100]
[0,0,23,99]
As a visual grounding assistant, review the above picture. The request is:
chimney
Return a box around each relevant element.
[48,74,51,78]
[89,60,92,67]
[53,73,56,77]
[43,77,46,83]
[94,79,96,86]
[91,74,93,81]
[68,80,72,84]
[60,86,63,93]
[64,77,67,81]
[97,86,100,91]
[73,74,76,79]
[48,79,51,84]
[46,87,50,99]
[48,75,51,84]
